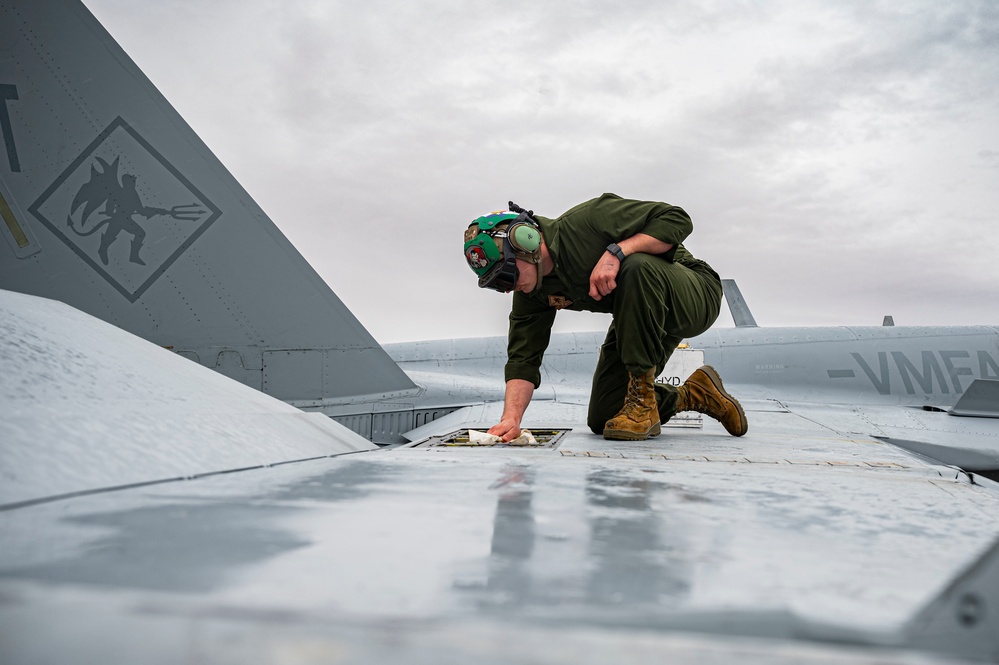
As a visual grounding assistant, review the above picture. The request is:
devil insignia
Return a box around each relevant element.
[66,156,205,266]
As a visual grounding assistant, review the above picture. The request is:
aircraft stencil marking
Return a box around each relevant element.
[66,156,206,267]
[828,350,999,395]
[0,83,20,172]
[28,117,221,302]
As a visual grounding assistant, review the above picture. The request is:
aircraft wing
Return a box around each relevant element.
[5,425,997,664]
[3,289,999,663]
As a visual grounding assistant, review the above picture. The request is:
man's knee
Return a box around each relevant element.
[617,253,663,286]
[587,407,610,434]
[588,395,625,433]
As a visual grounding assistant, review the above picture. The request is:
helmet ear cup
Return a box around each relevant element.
[509,222,541,253]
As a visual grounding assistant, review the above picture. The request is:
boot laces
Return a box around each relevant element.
[620,375,649,419]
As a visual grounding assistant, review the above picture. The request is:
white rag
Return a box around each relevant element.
[467,429,538,445]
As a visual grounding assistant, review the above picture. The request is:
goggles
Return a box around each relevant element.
[477,237,520,293]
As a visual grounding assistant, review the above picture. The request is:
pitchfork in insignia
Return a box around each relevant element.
[65,156,207,266]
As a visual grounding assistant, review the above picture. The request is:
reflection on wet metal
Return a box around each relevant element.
[0,502,309,592]
[458,463,693,615]
[412,429,569,449]
[584,469,691,605]
[484,465,536,606]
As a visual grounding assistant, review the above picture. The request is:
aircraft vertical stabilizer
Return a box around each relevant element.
[0,0,416,407]
[721,279,758,328]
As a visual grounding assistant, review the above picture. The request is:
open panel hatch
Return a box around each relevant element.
[411,428,570,449]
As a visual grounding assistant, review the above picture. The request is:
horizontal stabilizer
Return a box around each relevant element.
[950,379,999,418]
[877,436,999,472]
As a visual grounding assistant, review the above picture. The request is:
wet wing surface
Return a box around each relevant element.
[2,414,997,663]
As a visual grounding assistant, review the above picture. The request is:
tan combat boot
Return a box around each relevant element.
[676,365,748,436]
[604,369,661,441]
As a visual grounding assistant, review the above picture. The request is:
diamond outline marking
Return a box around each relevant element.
[28,116,222,302]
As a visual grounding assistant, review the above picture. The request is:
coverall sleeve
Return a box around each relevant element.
[590,195,693,262]
[637,202,693,248]
[504,293,557,388]
[577,195,692,246]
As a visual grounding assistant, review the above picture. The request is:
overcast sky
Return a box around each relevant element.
[84,0,998,344]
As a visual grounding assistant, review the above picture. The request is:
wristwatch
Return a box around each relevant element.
[606,243,626,263]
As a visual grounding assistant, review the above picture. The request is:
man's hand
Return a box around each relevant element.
[588,234,675,301]
[589,253,620,301]
[490,378,534,442]
[488,418,522,442]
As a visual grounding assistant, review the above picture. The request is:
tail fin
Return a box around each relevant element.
[721,279,759,328]
[0,0,415,406]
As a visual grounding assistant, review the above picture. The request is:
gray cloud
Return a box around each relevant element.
[85,0,999,341]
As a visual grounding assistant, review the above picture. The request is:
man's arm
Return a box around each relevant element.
[488,378,535,442]
[588,232,673,301]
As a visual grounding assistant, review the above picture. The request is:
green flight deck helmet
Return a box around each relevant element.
[463,202,543,293]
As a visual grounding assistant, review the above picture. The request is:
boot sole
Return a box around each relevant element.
[603,422,662,441]
[700,365,748,436]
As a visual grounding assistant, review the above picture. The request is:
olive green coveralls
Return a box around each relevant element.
[504,194,723,434]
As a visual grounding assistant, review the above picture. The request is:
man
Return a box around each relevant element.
[462,194,747,442]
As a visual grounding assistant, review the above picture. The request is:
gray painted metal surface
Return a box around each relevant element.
[905,537,999,659]
[0,289,375,508]
[390,326,999,472]
[0,0,415,405]
[690,325,999,408]
[951,379,999,418]
[722,278,758,327]
[5,289,998,661]
[2,411,998,663]
[388,325,999,410]
[3,1,999,661]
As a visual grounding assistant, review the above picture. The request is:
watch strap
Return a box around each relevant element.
[606,243,626,263]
